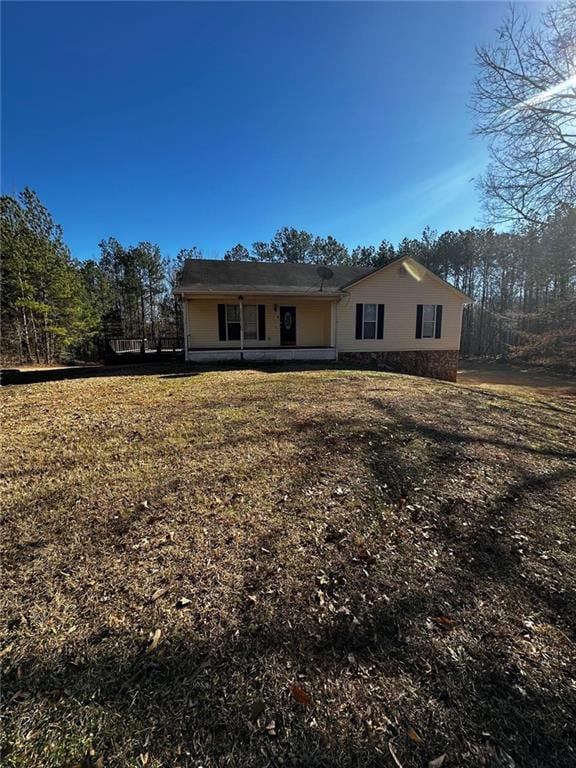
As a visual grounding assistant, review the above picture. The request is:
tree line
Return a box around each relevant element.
[1,187,574,369]
[224,212,576,366]
[223,231,395,268]
[0,189,190,363]
[1,2,574,369]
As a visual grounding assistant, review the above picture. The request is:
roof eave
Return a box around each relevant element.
[175,288,343,298]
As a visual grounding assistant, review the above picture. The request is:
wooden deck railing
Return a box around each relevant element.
[106,337,184,355]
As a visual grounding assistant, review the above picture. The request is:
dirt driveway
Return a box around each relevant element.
[458,359,576,402]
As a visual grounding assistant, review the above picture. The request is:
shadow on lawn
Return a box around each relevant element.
[3,384,576,767]
[1,360,361,386]
[1,360,449,386]
[7,604,574,768]
[1,362,195,385]
[7,474,576,767]
[2,360,402,387]
[373,404,576,461]
[6,562,575,767]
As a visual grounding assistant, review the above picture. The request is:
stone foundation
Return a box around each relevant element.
[338,350,459,382]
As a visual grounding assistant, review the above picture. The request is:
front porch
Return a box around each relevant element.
[186,346,338,363]
[183,294,338,363]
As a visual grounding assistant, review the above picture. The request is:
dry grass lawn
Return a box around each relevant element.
[1,367,575,768]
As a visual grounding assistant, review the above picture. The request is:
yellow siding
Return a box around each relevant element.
[296,301,332,346]
[336,263,465,352]
[184,296,333,348]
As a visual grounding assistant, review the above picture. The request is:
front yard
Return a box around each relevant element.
[1,368,575,767]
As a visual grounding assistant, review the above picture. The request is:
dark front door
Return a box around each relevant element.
[280,306,296,346]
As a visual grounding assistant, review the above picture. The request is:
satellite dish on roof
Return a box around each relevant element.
[317,265,334,291]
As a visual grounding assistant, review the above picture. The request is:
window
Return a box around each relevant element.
[422,304,436,338]
[363,303,377,339]
[355,303,384,340]
[416,304,442,339]
[243,305,258,340]
[226,304,241,340]
[226,304,258,341]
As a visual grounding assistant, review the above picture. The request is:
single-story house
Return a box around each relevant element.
[175,256,472,381]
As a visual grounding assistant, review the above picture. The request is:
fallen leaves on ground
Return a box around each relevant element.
[1,367,575,768]
[407,727,424,744]
[147,629,161,653]
[288,683,313,706]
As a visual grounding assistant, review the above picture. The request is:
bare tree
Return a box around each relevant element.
[472,2,576,225]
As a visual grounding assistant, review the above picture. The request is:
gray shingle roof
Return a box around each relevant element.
[178,259,372,295]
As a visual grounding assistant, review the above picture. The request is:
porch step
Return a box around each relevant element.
[186,348,337,363]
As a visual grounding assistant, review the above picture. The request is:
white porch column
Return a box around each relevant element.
[239,297,244,361]
[182,298,190,361]
[330,301,337,348]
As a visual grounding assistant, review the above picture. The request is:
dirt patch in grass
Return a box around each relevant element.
[1,368,575,767]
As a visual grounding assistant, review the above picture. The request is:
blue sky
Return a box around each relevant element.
[2,2,538,260]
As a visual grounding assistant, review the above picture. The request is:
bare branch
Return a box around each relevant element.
[471,1,576,224]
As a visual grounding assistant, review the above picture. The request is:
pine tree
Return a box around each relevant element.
[1,188,97,363]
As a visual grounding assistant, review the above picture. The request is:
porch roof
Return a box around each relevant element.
[177,259,370,296]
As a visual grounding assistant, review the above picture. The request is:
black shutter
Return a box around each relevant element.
[435,304,443,338]
[416,304,423,338]
[377,304,385,339]
[258,304,266,340]
[218,304,226,341]
[355,304,363,340]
